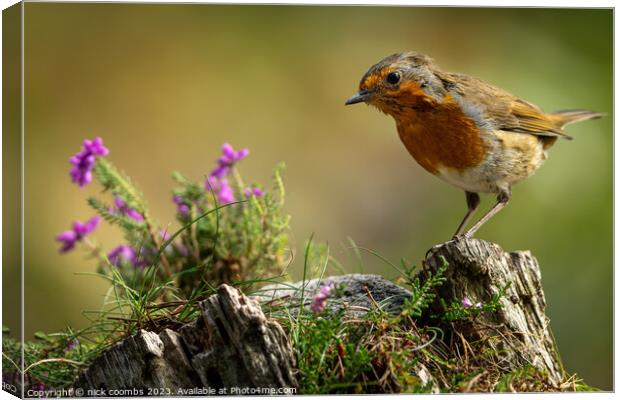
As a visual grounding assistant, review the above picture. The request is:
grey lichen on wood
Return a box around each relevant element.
[425,238,563,385]
[256,274,441,392]
[255,273,413,316]
[74,285,298,395]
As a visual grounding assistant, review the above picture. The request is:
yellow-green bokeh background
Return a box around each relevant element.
[11,4,613,389]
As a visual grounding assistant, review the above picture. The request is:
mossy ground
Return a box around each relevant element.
[259,257,594,394]
[2,143,596,395]
[2,269,595,395]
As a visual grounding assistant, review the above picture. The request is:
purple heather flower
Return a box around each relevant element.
[462,297,482,309]
[69,152,95,187]
[217,179,235,204]
[56,216,100,253]
[204,176,218,191]
[461,297,473,308]
[160,229,171,242]
[69,137,109,187]
[209,143,249,178]
[113,196,144,221]
[210,165,230,179]
[204,143,252,204]
[107,244,137,267]
[172,195,190,217]
[159,229,175,252]
[205,176,235,204]
[243,187,264,197]
[83,137,109,156]
[220,143,249,164]
[311,282,336,313]
[73,217,100,236]
[109,244,148,268]
[65,339,79,352]
[221,143,236,159]
[56,231,78,252]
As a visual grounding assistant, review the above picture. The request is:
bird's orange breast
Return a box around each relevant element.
[394,94,487,175]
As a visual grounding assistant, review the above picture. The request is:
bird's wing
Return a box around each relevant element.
[502,99,573,139]
[445,73,573,140]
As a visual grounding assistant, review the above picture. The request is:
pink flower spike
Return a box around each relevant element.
[311,282,335,313]
[73,216,100,236]
[244,187,264,197]
[462,297,473,308]
[221,143,235,159]
[112,196,144,222]
[56,231,78,253]
[209,143,250,179]
[236,148,250,161]
[68,137,109,187]
[217,180,235,204]
[56,216,100,253]
[65,339,79,352]
[107,244,146,268]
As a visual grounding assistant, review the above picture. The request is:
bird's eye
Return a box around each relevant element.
[386,71,401,85]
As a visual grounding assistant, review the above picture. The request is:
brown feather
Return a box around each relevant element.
[435,72,574,140]
[508,100,572,139]
[547,109,605,127]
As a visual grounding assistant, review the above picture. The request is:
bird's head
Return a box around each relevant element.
[345,52,448,117]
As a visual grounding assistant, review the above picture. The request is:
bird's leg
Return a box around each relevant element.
[461,189,511,239]
[452,191,480,239]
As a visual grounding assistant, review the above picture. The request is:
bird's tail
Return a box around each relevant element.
[548,109,605,128]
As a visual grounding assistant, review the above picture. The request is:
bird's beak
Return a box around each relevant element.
[345,90,371,105]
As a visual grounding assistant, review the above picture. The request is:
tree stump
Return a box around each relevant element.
[74,285,298,396]
[73,238,563,393]
[258,238,564,390]
[424,238,564,385]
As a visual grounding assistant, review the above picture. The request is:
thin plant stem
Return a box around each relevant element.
[144,218,172,279]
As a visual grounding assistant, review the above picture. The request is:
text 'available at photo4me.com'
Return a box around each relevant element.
[23,386,297,397]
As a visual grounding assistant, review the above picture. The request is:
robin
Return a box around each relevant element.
[345,52,603,239]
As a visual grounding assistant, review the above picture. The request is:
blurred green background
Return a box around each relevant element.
[10,4,613,389]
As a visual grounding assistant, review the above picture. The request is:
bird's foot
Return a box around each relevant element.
[426,233,475,260]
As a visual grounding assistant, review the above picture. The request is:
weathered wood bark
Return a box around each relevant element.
[424,238,563,385]
[73,238,562,393]
[74,285,297,396]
